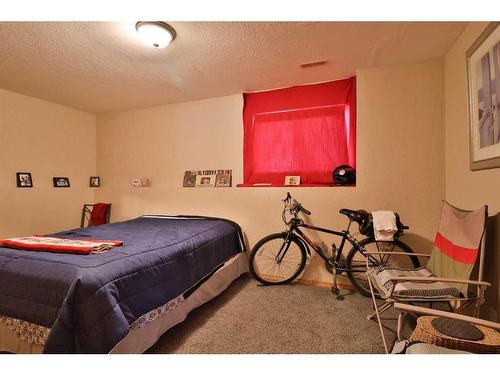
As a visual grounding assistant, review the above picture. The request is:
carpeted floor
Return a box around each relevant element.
[146,275,399,354]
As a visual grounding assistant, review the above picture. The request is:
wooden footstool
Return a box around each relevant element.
[411,316,500,353]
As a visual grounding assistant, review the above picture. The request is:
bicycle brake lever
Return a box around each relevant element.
[283,192,292,204]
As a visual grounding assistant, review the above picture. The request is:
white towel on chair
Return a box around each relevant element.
[372,211,397,241]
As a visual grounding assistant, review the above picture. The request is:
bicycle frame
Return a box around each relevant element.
[278,218,366,274]
[276,218,398,280]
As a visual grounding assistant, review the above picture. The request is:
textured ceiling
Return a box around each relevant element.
[0,22,467,114]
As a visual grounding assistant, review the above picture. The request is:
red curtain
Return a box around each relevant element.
[242,77,356,185]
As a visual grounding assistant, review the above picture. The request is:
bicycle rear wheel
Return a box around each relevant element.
[346,238,421,297]
[249,232,307,285]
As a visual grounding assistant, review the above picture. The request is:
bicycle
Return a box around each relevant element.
[248,192,421,299]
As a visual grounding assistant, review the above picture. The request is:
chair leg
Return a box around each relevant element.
[454,300,473,314]
[473,285,486,318]
[397,312,406,341]
[473,299,481,318]
[368,275,389,354]
[367,301,391,320]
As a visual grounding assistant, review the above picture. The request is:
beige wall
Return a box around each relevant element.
[0,89,96,237]
[96,58,445,284]
[444,22,500,320]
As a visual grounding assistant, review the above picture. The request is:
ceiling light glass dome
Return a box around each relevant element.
[135,21,176,48]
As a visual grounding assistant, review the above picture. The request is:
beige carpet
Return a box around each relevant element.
[146,275,398,354]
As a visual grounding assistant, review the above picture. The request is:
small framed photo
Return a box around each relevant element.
[183,171,197,187]
[53,177,70,188]
[16,172,33,188]
[132,178,149,187]
[195,174,216,187]
[90,176,100,187]
[215,173,232,187]
[284,176,301,186]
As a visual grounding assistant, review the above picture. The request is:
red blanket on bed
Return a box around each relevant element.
[0,235,123,255]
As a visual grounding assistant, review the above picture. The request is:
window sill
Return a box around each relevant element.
[236,183,355,188]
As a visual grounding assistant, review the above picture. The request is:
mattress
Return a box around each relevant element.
[0,215,246,353]
[0,252,248,354]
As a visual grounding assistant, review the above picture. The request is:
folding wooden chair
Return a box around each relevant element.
[366,200,489,353]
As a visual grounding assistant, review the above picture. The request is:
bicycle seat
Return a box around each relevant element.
[339,208,369,223]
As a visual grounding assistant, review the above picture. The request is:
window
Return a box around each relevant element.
[240,77,356,186]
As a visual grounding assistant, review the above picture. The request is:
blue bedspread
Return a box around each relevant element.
[0,216,245,353]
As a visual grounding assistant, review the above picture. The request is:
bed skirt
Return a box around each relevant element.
[0,252,248,354]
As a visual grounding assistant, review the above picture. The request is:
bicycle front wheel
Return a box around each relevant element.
[249,232,307,285]
[346,238,421,297]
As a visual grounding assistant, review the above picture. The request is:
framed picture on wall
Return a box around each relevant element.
[215,170,232,187]
[284,176,301,186]
[195,174,216,187]
[53,177,70,188]
[215,173,232,187]
[16,172,33,188]
[90,176,100,187]
[466,22,500,170]
[183,171,197,187]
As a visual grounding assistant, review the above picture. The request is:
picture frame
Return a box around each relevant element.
[195,174,216,187]
[53,177,70,188]
[132,178,149,187]
[16,172,33,188]
[183,171,197,187]
[215,173,232,187]
[89,176,100,187]
[284,176,301,186]
[184,169,232,188]
[466,22,500,170]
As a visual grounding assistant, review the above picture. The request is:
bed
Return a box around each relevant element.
[0,215,248,353]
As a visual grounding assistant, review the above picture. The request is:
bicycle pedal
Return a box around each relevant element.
[330,287,340,295]
[336,295,344,301]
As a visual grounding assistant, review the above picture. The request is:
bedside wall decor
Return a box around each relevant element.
[90,176,100,187]
[53,177,70,188]
[132,178,149,187]
[16,172,33,188]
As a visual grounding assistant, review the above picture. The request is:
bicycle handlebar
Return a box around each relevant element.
[300,206,312,215]
[282,193,311,225]
[292,198,311,216]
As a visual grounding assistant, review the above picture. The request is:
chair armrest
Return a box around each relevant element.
[389,276,491,287]
[364,251,429,271]
[364,251,431,257]
[394,302,500,330]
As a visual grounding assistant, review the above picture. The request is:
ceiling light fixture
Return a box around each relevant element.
[135,21,176,48]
